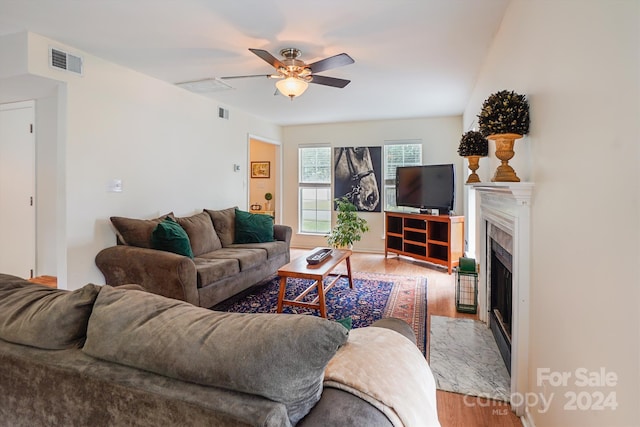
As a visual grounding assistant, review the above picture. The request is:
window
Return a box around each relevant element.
[383,141,423,210]
[298,146,332,234]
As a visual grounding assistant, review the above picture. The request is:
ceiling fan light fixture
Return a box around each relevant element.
[275,76,308,100]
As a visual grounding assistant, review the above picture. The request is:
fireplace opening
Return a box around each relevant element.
[490,239,512,374]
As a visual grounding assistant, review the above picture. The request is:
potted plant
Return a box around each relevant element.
[477,90,530,182]
[327,197,369,249]
[457,130,488,184]
[264,192,273,211]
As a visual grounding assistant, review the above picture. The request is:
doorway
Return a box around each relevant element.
[249,137,279,222]
[0,100,36,278]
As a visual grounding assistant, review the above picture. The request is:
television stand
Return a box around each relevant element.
[384,211,464,274]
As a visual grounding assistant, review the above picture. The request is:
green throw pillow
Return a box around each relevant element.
[150,217,194,258]
[234,208,275,244]
[336,316,352,330]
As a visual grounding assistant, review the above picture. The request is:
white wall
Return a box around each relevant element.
[0,32,27,80]
[464,1,639,426]
[35,94,59,276]
[282,116,463,251]
[1,31,281,288]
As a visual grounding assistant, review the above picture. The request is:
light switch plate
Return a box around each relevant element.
[107,179,122,192]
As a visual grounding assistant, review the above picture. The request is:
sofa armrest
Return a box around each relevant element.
[299,319,417,427]
[95,246,199,306]
[370,317,416,344]
[274,224,292,263]
[274,224,292,245]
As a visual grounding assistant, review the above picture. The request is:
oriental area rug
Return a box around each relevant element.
[213,272,428,355]
[429,315,511,402]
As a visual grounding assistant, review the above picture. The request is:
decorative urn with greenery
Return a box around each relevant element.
[264,192,273,210]
[477,90,530,182]
[457,130,488,184]
[327,197,369,249]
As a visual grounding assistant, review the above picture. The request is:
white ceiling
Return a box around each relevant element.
[0,0,509,126]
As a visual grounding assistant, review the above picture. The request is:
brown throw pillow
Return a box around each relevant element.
[205,207,237,247]
[110,212,174,248]
[176,211,222,256]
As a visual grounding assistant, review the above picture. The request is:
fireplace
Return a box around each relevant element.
[471,182,533,416]
[490,239,512,373]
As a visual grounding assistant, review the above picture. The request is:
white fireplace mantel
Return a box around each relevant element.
[470,182,534,417]
[472,182,534,206]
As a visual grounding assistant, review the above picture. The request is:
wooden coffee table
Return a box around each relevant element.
[277,247,353,318]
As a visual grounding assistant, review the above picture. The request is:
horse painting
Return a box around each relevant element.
[334,147,382,212]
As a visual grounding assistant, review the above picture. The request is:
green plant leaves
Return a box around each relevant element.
[327,197,370,248]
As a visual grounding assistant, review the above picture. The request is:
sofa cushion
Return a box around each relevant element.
[176,212,222,256]
[234,209,275,244]
[0,338,292,427]
[229,240,289,259]
[110,212,174,248]
[0,274,101,349]
[83,286,348,424]
[205,206,237,247]
[150,217,194,258]
[198,247,267,271]
[194,258,240,287]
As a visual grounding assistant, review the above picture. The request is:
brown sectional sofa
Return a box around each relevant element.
[0,274,441,426]
[95,207,292,308]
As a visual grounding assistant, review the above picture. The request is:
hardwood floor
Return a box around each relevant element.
[32,250,522,426]
[291,248,522,427]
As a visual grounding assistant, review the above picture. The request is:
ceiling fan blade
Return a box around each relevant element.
[310,75,351,88]
[249,48,284,69]
[308,53,354,73]
[220,74,274,80]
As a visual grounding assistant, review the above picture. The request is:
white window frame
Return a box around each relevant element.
[383,140,423,211]
[298,145,332,235]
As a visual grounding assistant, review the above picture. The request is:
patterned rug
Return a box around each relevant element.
[213,272,428,355]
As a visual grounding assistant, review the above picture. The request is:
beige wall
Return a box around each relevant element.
[464,1,639,425]
[282,116,464,251]
[0,31,282,288]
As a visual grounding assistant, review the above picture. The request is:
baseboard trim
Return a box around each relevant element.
[520,407,536,427]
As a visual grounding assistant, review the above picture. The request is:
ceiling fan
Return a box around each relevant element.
[221,48,355,99]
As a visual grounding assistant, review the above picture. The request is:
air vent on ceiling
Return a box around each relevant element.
[176,78,233,94]
[218,107,229,120]
[49,47,83,75]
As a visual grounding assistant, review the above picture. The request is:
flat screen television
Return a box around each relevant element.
[395,164,455,214]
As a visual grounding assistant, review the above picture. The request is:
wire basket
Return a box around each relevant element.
[455,259,478,314]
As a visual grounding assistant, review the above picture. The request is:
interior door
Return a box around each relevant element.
[0,101,36,278]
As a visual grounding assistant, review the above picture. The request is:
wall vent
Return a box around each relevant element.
[49,47,83,75]
[218,107,229,120]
